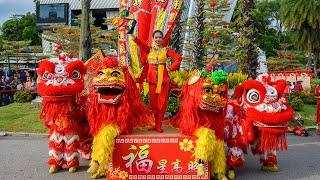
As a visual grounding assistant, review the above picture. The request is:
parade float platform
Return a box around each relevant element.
[108,125,210,180]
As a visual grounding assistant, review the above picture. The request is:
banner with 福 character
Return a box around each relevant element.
[107,135,210,180]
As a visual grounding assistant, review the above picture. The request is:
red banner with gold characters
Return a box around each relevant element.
[107,135,210,180]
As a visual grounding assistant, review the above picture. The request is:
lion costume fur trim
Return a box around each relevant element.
[195,127,226,175]
[90,124,120,178]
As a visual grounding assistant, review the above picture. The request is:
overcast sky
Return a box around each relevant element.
[0,0,35,26]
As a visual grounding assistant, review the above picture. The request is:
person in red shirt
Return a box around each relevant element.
[294,81,303,92]
[132,30,182,132]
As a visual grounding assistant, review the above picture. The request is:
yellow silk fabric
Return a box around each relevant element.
[148,47,167,94]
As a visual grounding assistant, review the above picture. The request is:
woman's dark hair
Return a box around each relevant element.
[152,30,164,38]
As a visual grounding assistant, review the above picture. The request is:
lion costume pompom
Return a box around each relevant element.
[37,54,91,174]
[225,73,294,175]
[86,56,153,178]
[174,67,228,180]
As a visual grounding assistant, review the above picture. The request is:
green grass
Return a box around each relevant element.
[297,104,317,126]
[0,102,317,133]
[0,103,47,133]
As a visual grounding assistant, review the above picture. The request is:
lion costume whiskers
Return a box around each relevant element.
[87,56,153,178]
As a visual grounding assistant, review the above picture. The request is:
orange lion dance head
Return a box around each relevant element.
[174,68,228,140]
[87,56,152,136]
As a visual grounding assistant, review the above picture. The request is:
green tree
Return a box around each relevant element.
[204,0,235,63]
[0,13,41,45]
[255,0,281,57]
[280,0,320,77]
[193,0,206,69]
[232,0,258,79]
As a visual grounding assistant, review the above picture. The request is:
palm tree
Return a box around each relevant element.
[280,0,320,77]
[79,0,92,61]
[192,0,206,69]
[232,0,258,79]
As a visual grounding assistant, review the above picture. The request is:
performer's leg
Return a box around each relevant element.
[78,137,92,160]
[211,140,227,180]
[227,146,245,168]
[155,84,170,133]
[260,150,278,172]
[48,131,64,173]
[64,133,80,173]
[148,84,161,131]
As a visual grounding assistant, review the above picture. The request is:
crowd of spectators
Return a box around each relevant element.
[0,71,37,106]
[0,71,37,91]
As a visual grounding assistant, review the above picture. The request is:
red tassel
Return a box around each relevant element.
[258,127,288,151]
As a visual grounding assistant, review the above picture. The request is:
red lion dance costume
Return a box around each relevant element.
[174,67,228,180]
[225,73,294,177]
[37,53,91,173]
[86,57,153,179]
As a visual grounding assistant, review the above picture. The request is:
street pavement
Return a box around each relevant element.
[0,133,320,180]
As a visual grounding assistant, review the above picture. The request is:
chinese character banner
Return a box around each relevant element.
[108,136,210,180]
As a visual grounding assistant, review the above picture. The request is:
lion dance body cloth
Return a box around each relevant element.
[37,54,91,173]
[174,67,229,180]
[225,73,294,175]
[86,57,153,179]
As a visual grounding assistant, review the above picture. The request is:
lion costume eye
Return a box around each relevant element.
[97,71,103,76]
[246,89,260,103]
[111,71,121,77]
[204,87,213,94]
[266,86,277,96]
[72,70,80,79]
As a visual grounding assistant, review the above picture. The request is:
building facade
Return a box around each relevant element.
[36,0,119,30]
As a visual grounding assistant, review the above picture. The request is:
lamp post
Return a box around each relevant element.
[6,51,10,71]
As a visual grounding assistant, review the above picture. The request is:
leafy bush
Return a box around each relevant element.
[167,95,180,114]
[170,70,191,88]
[228,72,248,89]
[288,93,304,111]
[311,78,320,93]
[140,93,149,106]
[14,90,33,103]
[140,92,180,115]
[302,95,317,105]
[292,90,317,105]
